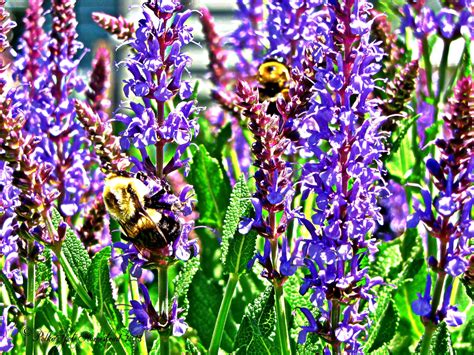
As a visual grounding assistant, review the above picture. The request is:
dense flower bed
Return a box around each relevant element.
[0,0,472,354]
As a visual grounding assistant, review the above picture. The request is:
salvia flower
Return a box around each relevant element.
[105,1,200,342]
[401,1,473,40]
[298,0,387,351]
[116,0,199,176]
[408,77,473,326]
[129,283,187,337]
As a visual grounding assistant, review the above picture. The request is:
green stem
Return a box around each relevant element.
[160,334,170,355]
[434,39,451,121]
[274,281,291,355]
[57,261,68,315]
[270,235,291,355]
[431,272,447,319]
[420,272,447,355]
[419,322,436,355]
[421,37,434,99]
[158,266,170,355]
[131,277,149,355]
[209,273,239,355]
[26,240,36,355]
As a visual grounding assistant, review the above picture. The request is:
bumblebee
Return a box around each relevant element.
[103,173,181,251]
[257,59,291,102]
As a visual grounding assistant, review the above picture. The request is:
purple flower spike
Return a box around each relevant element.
[297,1,387,350]
[408,77,473,327]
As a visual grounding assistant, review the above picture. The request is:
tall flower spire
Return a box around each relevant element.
[298,0,387,352]
[409,77,473,353]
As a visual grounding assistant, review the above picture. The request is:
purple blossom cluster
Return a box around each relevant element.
[0,0,472,353]
[10,0,97,219]
[110,0,200,339]
[297,0,387,351]
[401,0,473,40]
[409,77,473,326]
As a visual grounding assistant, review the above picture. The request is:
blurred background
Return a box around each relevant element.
[6,0,238,106]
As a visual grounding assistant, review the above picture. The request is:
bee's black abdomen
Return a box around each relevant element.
[135,214,181,250]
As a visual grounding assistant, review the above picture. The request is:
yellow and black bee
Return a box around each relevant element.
[257,59,290,100]
[103,173,181,252]
[257,58,291,115]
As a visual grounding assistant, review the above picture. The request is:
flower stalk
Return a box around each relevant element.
[25,240,36,355]
[209,273,239,355]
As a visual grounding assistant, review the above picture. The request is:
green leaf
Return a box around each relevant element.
[369,241,402,283]
[187,270,237,352]
[461,277,474,302]
[51,208,91,285]
[36,248,52,291]
[87,247,123,329]
[400,228,419,261]
[365,298,399,352]
[230,270,266,327]
[297,333,323,355]
[224,230,257,276]
[221,175,256,275]
[35,299,71,336]
[0,270,26,314]
[188,145,231,229]
[234,286,277,354]
[390,114,419,156]
[386,122,416,182]
[174,256,200,317]
[393,249,426,352]
[210,122,232,159]
[185,339,202,354]
[431,322,453,355]
[92,333,108,355]
[149,338,160,355]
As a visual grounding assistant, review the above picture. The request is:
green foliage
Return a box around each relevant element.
[51,208,91,285]
[390,114,419,157]
[188,144,231,229]
[174,256,200,317]
[36,248,52,291]
[221,175,256,275]
[392,249,426,353]
[370,241,402,283]
[386,123,416,183]
[210,122,232,160]
[187,270,237,352]
[221,175,251,259]
[230,270,267,326]
[297,333,323,355]
[431,322,454,355]
[0,270,26,313]
[86,247,123,328]
[36,299,70,336]
[365,298,400,352]
[185,339,201,354]
[233,286,278,354]
[224,230,258,276]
